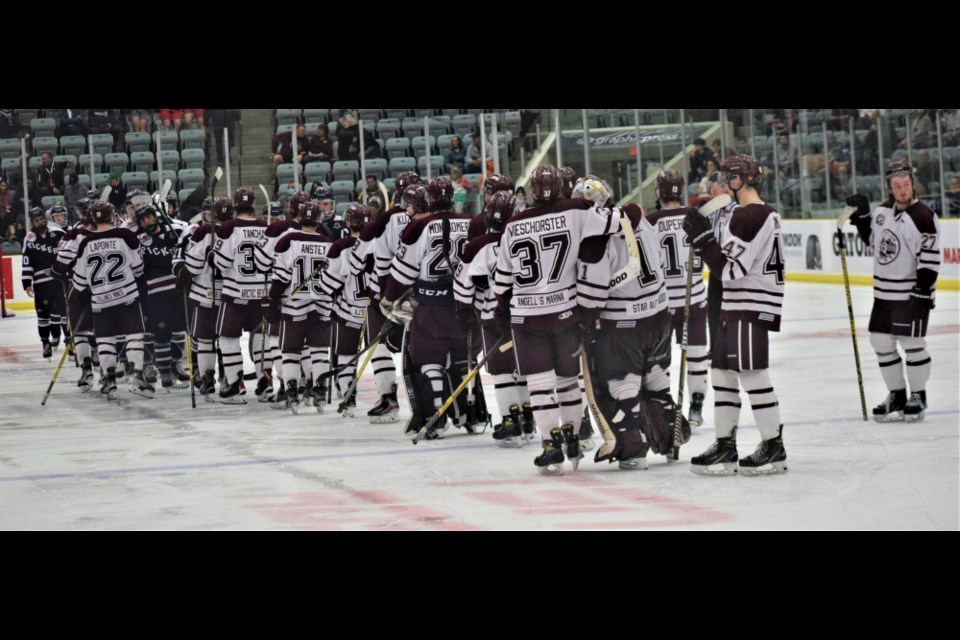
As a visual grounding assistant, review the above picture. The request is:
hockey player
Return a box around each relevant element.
[266,200,335,412]
[72,201,153,399]
[22,207,68,358]
[705,171,734,353]
[135,203,188,389]
[847,160,941,423]
[314,185,347,241]
[382,178,473,438]
[320,203,377,417]
[683,154,786,475]
[558,166,577,199]
[211,187,271,403]
[179,197,230,399]
[468,173,514,241]
[645,169,709,427]
[494,165,625,474]
[348,171,422,422]
[575,178,678,470]
[455,190,534,446]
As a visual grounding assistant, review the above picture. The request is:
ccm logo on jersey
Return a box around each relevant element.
[417,286,450,296]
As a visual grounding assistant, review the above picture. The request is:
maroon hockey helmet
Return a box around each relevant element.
[529,164,562,204]
[558,166,577,198]
[484,190,516,231]
[233,186,256,213]
[344,203,370,232]
[288,191,309,219]
[395,171,422,192]
[655,169,685,202]
[885,159,913,184]
[426,176,453,210]
[300,200,321,226]
[403,183,429,214]
[483,173,514,199]
[721,154,763,188]
[214,197,234,222]
[89,201,115,225]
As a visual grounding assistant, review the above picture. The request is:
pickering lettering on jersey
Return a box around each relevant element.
[509,215,568,237]
[428,220,470,234]
[89,240,118,252]
[515,291,566,308]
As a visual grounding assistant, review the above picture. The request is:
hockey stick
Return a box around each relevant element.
[580,331,618,460]
[337,313,369,413]
[41,308,86,406]
[412,336,512,445]
[183,288,196,409]
[837,206,868,421]
[671,194,732,458]
[258,184,271,224]
[317,317,398,382]
[609,217,642,290]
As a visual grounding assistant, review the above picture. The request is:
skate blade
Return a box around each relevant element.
[579,437,595,452]
[203,394,216,403]
[270,401,288,410]
[219,397,248,405]
[904,413,925,423]
[79,383,94,394]
[689,417,703,428]
[873,413,905,423]
[129,388,155,399]
[496,437,523,449]
[340,408,355,418]
[522,431,538,444]
[289,404,299,414]
[691,462,739,476]
[618,458,649,471]
[316,403,325,414]
[568,455,584,471]
[739,461,787,476]
[537,463,565,476]
[370,413,400,424]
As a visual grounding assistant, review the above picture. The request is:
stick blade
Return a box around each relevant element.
[697,193,732,216]
[837,205,857,230]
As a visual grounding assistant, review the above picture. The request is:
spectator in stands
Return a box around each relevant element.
[698,159,718,195]
[735,137,749,155]
[712,139,735,161]
[107,174,127,210]
[901,109,934,149]
[687,137,715,185]
[861,111,900,174]
[364,136,382,159]
[766,130,800,208]
[59,109,87,136]
[825,109,856,131]
[940,109,960,145]
[514,186,527,213]
[127,109,150,133]
[0,109,17,138]
[464,132,485,174]
[87,109,120,148]
[945,176,960,217]
[63,172,84,222]
[161,109,182,132]
[367,196,383,218]
[828,131,854,198]
[914,148,937,195]
[207,109,239,167]
[336,110,360,161]
[183,110,205,129]
[443,134,467,173]
[304,124,334,165]
[0,178,14,238]
[35,152,66,200]
[449,166,474,214]
[272,124,308,168]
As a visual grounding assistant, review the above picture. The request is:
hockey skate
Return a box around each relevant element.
[198,371,217,402]
[368,384,400,424]
[561,423,584,471]
[904,391,926,423]
[338,392,357,418]
[173,359,192,383]
[100,367,118,400]
[313,379,328,414]
[579,408,596,452]
[873,390,907,423]
[219,375,247,404]
[689,392,705,428]
[42,341,52,359]
[298,378,310,406]
[50,336,60,352]
[129,370,156,399]
[144,364,159,384]
[284,380,300,414]
[520,402,537,444]
[77,359,95,393]
[160,371,175,391]
[690,436,739,476]
[492,415,523,448]
[619,442,650,470]
[534,428,566,476]
[254,371,273,399]
[739,428,787,476]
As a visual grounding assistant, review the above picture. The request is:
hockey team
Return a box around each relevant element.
[21,154,942,478]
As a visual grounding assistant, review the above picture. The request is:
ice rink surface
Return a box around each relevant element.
[0,282,956,531]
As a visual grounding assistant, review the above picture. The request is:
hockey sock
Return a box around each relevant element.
[526,370,560,438]
[126,333,145,370]
[712,368,741,439]
[687,344,710,397]
[372,344,396,396]
[97,337,117,372]
[870,332,906,392]
[493,373,522,418]
[557,375,582,432]
[741,368,781,441]
[219,336,244,383]
[311,347,330,384]
[901,336,931,395]
[196,338,217,376]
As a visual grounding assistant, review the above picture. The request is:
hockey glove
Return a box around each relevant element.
[845,194,871,221]
[578,307,600,345]
[682,209,715,249]
[456,302,479,335]
[379,297,394,320]
[909,286,934,317]
[263,297,282,324]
